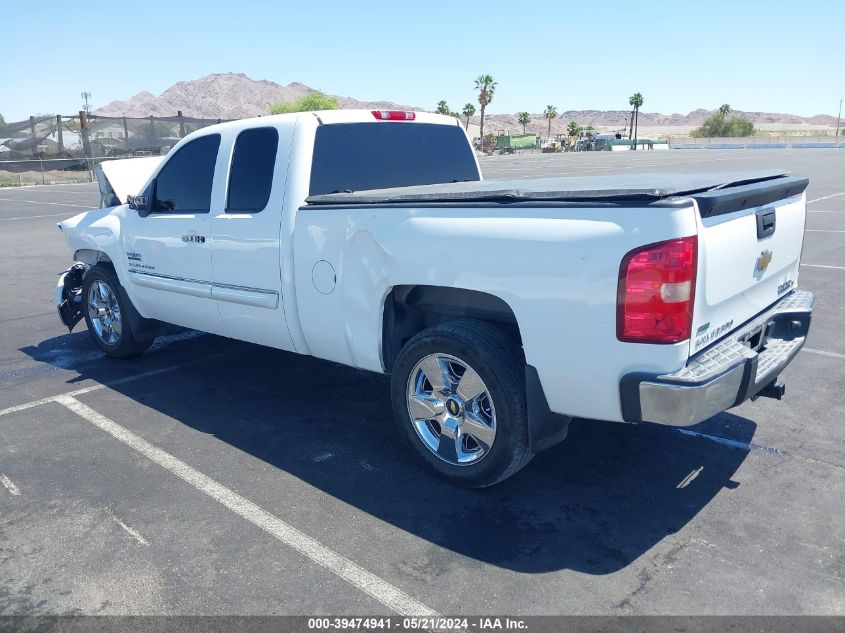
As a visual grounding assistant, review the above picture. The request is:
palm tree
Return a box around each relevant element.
[517,112,531,133]
[474,74,497,149]
[629,93,644,149]
[566,121,581,151]
[436,100,450,116]
[543,105,558,138]
[462,103,476,130]
[719,103,731,116]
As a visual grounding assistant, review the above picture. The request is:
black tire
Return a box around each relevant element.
[82,265,153,358]
[390,320,533,488]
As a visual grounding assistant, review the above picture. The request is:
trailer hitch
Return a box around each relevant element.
[756,380,786,401]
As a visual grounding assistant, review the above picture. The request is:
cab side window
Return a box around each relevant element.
[226,127,279,213]
[153,134,221,213]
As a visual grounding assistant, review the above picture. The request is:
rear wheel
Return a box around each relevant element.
[390,320,532,487]
[82,266,152,358]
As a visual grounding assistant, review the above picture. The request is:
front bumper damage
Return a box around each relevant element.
[56,263,87,332]
[620,289,814,426]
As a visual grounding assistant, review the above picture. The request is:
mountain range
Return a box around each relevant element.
[94,73,839,134]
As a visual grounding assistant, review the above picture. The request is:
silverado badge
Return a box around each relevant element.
[755,250,773,274]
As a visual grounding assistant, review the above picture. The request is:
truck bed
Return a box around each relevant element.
[306,170,808,216]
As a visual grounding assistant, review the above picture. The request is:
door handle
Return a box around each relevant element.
[182,234,206,244]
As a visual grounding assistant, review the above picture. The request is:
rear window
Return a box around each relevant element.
[309,122,479,196]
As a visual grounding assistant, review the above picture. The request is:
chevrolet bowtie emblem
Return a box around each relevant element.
[756,250,773,273]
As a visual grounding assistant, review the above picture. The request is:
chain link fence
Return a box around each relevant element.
[0,112,227,186]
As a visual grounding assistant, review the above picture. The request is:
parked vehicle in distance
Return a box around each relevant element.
[496,133,538,154]
[56,110,814,487]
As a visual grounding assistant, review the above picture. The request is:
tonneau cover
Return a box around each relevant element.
[305,170,791,206]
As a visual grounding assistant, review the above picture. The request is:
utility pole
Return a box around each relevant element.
[79,110,93,181]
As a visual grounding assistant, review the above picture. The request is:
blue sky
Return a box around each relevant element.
[2,0,843,122]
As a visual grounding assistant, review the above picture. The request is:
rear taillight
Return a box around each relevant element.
[371,110,416,121]
[617,235,698,344]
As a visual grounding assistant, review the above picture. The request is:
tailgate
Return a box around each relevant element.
[690,176,809,356]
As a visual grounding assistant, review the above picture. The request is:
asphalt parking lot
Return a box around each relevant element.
[1,149,843,616]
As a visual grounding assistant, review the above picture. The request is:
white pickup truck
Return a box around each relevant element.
[56,110,814,487]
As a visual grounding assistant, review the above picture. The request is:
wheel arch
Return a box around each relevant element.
[381,285,522,373]
[382,285,571,455]
[74,249,113,267]
[80,256,162,342]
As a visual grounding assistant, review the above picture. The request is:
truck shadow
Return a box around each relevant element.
[21,332,753,575]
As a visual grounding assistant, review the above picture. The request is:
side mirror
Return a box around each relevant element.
[127,195,151,217]
[128,182,154,217]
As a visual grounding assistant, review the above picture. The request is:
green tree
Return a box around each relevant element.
[462,103,476,130]
[719,103,731,116]
[691,111,755,138]
[0,113,6,130]
[517,111,531,133]
[628,92,644,147]
[436,100,450,115]
[474,74,497,148]
[270,91,339,114]
[565,121,582,150]
[543,105,558,138]
[727,116,754,136]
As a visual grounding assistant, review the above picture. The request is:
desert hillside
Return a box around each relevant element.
[94,73,415,120]
[95,73,839,136]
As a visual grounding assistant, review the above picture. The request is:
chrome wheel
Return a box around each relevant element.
[406,353,497,465]
[87,280,122,345]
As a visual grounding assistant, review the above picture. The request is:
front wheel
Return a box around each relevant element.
[390,320,533,488]
[82,265,152,358]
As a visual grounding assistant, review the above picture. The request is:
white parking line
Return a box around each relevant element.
[807,192,845,204]
[1,474,21,496]
[677,429,781,454]
[104,506,149,545]
[0,198,90,208]
[801,264,845,270]
[0,350,221,418]
[54,394,437,616]
[2,182,96,189]
[804,348,845,360]
[487,154,765,177]
[0,212,77,221]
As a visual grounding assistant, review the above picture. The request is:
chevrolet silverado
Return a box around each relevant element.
[55,110,814,486]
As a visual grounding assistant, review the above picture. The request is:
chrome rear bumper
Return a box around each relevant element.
[620,289,814,426]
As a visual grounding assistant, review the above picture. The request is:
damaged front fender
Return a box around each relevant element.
[56,263,87,332]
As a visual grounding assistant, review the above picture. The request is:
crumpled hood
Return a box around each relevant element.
[96,156,163,207]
